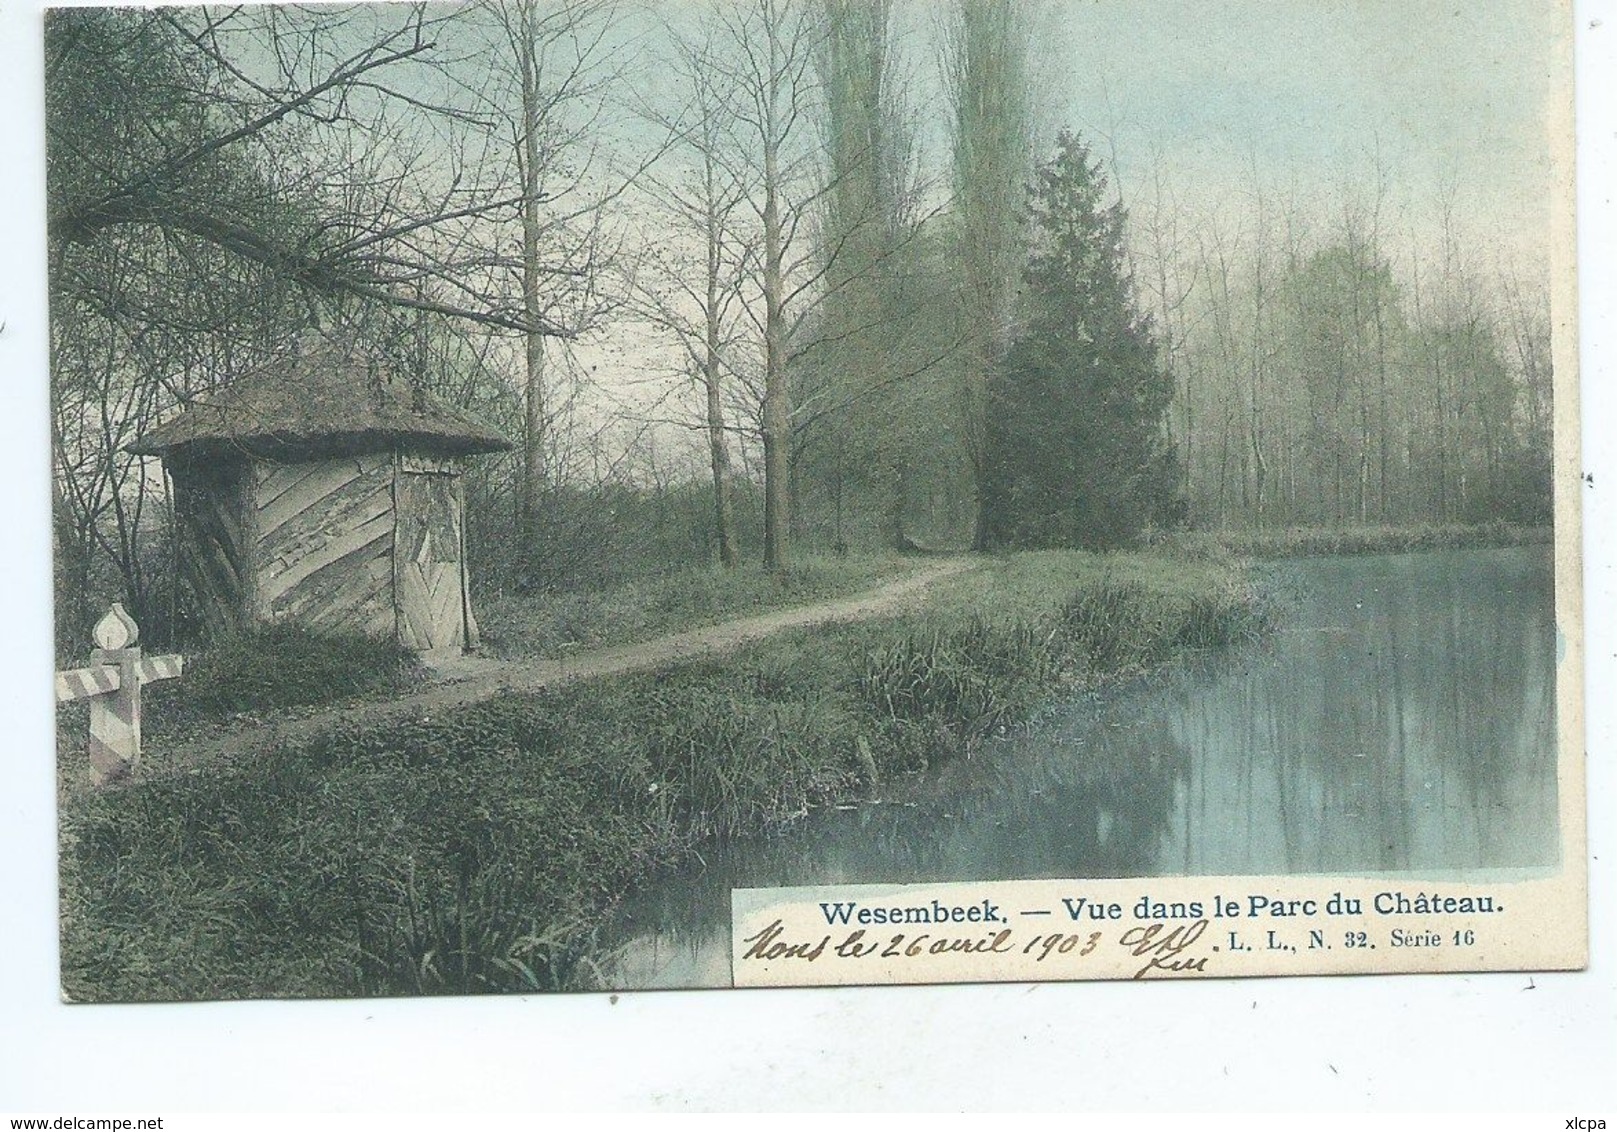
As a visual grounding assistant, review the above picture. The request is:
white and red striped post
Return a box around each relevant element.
[56,604,183,783]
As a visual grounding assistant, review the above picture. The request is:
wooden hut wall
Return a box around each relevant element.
[170,453,256,640]
[253,453,397,637]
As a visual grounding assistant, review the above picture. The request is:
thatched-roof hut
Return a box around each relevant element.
[129,331,512,659]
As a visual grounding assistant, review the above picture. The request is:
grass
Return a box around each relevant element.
[60,674,857,1000]
[59,547,1270,1002]
[1167,521,1551,560]
[165,624,419,713]
[66,557,915,758]
[845,550,1272,765]
[475,553,918,659]
[62,685,674,999]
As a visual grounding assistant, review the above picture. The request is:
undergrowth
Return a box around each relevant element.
[140,624,420,739]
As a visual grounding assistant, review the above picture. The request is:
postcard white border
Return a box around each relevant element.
[1,0,1612,1112]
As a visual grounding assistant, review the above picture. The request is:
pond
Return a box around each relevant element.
[604,546,1560,989]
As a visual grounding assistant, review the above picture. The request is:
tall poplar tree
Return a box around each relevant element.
[944,0,1033,549]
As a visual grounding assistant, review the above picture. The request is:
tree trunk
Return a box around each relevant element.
[760,3,791,571]
[518,3,548,574]
[704,338,739,569]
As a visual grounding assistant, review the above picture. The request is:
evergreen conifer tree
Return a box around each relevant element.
[983,130,1182,548]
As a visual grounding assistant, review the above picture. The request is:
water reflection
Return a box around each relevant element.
[1157,548,1558,876]
[607,547,1558,988]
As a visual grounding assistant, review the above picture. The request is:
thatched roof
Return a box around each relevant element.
[128,331,512,459]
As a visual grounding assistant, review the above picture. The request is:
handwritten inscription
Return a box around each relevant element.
[743,919,1016,963]
[739,917,1214,979]
[733,880,1524,987]
[1118,920,1211,979]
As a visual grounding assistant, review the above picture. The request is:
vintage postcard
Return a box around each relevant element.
[44,0,1581,1004]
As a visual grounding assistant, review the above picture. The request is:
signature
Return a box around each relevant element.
[1118,919,1212,979]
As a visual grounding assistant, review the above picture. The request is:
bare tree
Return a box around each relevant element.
[47,5,586,335]
[1131,150,1199,509]
[626,23,756,567]
[474,0,632,575]
[706,0,826,570]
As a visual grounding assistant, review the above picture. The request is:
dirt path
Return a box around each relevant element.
[140,557,979,779]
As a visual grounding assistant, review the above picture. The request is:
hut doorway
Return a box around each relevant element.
[396,457,468,654]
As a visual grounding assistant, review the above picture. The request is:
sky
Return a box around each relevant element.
[1032,0,1563,269]
[596,0,1573,466]
[544,0,1568,270]
[603,0,1572,464]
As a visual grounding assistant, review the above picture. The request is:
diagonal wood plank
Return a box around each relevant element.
[265,478,394,575]
[258,462,373,543]
[255,461,328,513]
[282,544,394,627]
[260,478,392,571]
[261,516,391,607]
[428,562,462,646]
[258,453,387,506]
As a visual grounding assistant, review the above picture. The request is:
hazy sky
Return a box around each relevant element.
[1036,0,1565,267]
[622,0,1565,256]
[589,0,1575,461]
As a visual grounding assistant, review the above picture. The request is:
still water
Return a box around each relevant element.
[606,547,1559,988]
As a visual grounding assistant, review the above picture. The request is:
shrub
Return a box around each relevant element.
[1169,522,1550,560]
[146,624,418,727]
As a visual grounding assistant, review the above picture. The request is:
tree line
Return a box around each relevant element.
[1130,165,1553,530]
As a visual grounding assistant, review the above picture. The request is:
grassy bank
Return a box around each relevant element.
[60,549,1269,1002]
[1169,521,1551,560]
